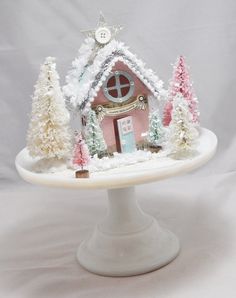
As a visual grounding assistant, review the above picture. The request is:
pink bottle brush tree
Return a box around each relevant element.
[163,55,200,126]
[72,132,90,178]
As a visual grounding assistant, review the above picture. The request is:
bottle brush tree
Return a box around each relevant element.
[72,132,90,170]
[85,109,107,157]
[163,55,200,126]
[27,57,72,160]
[168,93,199,157]
[148,109,166,147]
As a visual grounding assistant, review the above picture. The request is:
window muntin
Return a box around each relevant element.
[103,71,134,103]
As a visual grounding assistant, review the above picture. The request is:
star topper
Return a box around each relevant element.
[81,12,123,46]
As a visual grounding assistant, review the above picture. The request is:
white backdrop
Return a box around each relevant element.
[0,1,236,297]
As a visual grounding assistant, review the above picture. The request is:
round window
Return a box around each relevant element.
[103,71,134,103]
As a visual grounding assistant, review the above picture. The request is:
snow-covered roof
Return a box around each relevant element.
[63,38,166,114]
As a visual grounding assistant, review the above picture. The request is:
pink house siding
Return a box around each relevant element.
[93,61,150,105]
[92,61,151,149]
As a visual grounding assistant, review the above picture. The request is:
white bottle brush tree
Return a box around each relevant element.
[168,93,199,158]
[148,109,166,147]
[27,57,72,162]
[85,109,107,157]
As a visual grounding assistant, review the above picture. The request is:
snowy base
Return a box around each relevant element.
[30,149,170,174]
[24,140,203,175]
[16,128,217,189]
[89,149,168,172]
[31,157,68,173]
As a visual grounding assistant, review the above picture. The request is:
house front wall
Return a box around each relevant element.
[100,108,149,150]
[92,61,152,150]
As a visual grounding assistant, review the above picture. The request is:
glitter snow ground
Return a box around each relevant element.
[30,147,201,177]
[89,150,168,172]
[31,149,170,174]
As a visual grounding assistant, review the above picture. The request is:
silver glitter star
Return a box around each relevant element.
[81,12,123,45]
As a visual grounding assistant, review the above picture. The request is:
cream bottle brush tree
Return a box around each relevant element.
[168,93,199,158]
[27,57,72,160]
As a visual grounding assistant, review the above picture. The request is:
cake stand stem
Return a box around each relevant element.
[101,187,152,234]
[77,186,180,277]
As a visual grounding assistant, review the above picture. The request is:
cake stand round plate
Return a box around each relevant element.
[15,128,217,276]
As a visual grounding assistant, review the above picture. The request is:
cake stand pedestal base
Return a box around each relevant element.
[16,128,217,277]
[77,186,180,277]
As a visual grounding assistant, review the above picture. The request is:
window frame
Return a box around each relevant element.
[103,70,135,103]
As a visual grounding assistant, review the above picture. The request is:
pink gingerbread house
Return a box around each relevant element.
[64,17,165,154]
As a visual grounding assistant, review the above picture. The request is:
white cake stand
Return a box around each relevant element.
[15,128,217,277]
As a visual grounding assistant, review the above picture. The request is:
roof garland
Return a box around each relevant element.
[63,39,166,114]
[63,38,96,101]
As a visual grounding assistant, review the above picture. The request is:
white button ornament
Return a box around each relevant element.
[95,27,112,44]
